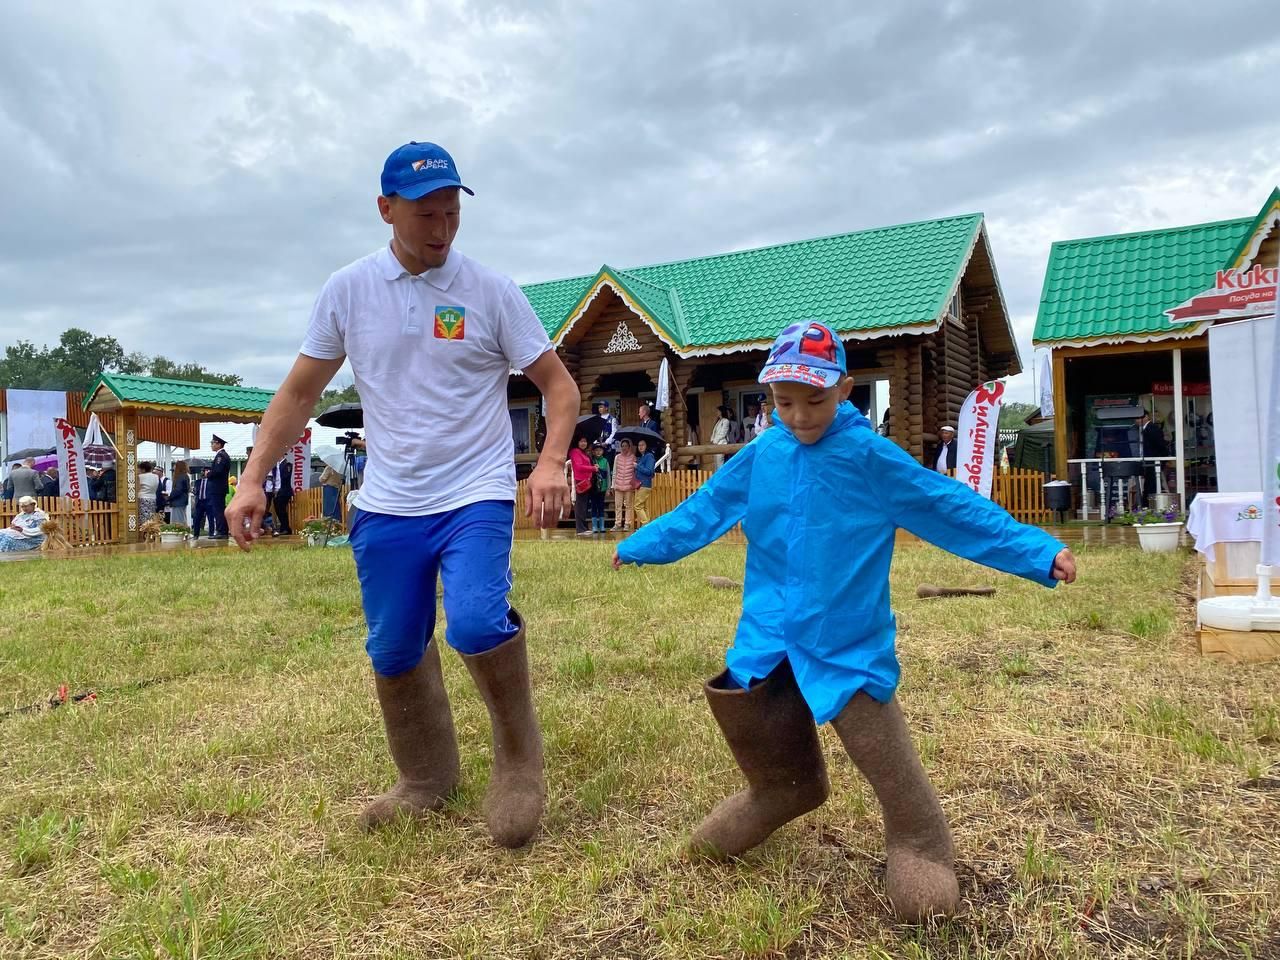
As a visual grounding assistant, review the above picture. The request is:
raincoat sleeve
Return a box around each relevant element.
[617,443,755,566]
[860,435,1064,587]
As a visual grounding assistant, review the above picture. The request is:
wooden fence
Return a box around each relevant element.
[515,465,1052,530]
[0,497,120,545]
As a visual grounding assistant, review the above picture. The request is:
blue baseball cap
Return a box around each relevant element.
[380,142,474,200]
[758,321,847,389]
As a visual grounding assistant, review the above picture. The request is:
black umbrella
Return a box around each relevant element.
[186,458,213,470]
[574,414,606,445]
[316,402,364,429]
[615,426,665,454]
[7,446,55,461]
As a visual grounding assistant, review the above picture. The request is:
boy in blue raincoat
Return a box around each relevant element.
[613,321,1077,922]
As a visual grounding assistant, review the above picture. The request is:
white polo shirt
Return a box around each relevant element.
[300,246,552,516]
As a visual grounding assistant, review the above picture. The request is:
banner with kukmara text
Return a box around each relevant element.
[290,428,312,493]
[957,380,1006,500]
[53,417,89,513]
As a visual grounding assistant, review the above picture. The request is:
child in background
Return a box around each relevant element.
[634,439,655,527]
[568,436,596,537]
[613,320,1076,922]
[590,442,611,534]
[611,439,637,532]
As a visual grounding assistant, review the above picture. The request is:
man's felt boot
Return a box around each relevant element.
[359,640,460,829]
[462,609,545,848]
[831,692,959,922]
[690,659,829,858]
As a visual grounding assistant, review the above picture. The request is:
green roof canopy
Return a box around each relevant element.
[1033,191,1280,347]
[83,372,274,423]
[523,213,1013,358]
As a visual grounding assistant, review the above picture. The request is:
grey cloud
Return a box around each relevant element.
[2,0,1278,404]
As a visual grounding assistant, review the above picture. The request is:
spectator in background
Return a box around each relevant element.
[192,469,214,538]
[98,463,117,502]
[930,426,958,473]
[40,467,60,498]
[710,407,732,470]
[0,496,47,552]
[154,466,169,520]
[137,461,159,523]
[319,463,344,521]
[168,461,191,527]
[637,403,661,436]
[269,455,295,536]
[755,399,773,437]
[9,458,40,500]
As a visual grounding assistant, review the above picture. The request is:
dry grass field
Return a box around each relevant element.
[0,537,1276,958]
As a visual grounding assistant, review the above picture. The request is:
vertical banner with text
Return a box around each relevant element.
[290,428,313,493]
[53,417,89,515]
[957,380,1006,500]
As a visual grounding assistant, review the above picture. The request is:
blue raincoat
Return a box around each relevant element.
[617,402,1066,724]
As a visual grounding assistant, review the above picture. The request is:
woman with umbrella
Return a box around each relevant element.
[634,438,656,527]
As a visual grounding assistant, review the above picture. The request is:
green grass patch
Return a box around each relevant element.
[0,538,1276,957]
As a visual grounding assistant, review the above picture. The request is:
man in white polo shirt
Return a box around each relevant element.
[226,141,578,848]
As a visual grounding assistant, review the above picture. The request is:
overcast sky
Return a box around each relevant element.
[2,0,1278,402]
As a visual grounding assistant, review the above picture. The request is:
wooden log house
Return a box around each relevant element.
[512,213,1022,464]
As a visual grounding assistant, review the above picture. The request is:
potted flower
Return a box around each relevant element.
[159,522,192,544]
[1116,506,1184,553]
[300,516,341,547]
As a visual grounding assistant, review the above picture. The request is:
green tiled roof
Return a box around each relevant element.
[522,214,986,350]
[84,372,275,414]
[1033,216,1253,345]
[1223,187,1280,270]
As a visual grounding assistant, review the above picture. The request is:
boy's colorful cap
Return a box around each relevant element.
[381,142,474,200]
[758,321,846,389]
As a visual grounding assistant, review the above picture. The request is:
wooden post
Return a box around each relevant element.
[1052,350,1068,483]
[118,411,140,543]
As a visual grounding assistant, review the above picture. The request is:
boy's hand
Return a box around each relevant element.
[612,551,623,570]
[1052,548,1077,584]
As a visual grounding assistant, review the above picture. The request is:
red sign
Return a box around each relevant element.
[54,417,88,510]
[1152,382,1211,396]
[1166,264,1278,323]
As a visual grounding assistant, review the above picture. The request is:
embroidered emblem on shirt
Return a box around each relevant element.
[434,306,466,340]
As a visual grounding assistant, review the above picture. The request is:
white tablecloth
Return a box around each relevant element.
[1186,492,1265,556]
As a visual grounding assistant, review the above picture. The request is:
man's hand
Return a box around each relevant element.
[226,487,268,551]
[526,460,569,528]
[1052,548,1077,584]
[612,551,623,570]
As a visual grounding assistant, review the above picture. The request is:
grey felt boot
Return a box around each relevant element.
[461,609,545,848]
[690,660,830,858]
[831,692,959,922]
[359,640,461,829]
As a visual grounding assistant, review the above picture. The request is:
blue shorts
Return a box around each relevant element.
[349,499,519,675]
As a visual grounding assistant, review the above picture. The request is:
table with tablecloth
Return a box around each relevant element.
[1187,492,1265,585]
[1186,492,1266,555]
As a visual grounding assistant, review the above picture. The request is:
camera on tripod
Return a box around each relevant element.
[335,431,361,447]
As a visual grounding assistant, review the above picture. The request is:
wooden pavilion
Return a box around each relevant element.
[82,373,274,542]
[513,213,1022,464]
[1033,188,1280,513]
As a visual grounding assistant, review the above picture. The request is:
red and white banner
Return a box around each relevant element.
[53,417,89,512]
[1166,264,1278,324]
[289,428,312,493]
[957,380,1006,500]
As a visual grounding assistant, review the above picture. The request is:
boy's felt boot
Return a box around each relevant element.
[461,609,545,848]
[359,640,460,829]
[689,659,829,858]
[831,692,959,922]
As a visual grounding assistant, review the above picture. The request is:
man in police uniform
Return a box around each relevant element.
[208,435,231,538]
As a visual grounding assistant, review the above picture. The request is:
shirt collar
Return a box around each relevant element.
[377,244,463,290]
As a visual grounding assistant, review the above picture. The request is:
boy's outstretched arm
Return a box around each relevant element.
[862,436,1074,587]
[614,444,756,568]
